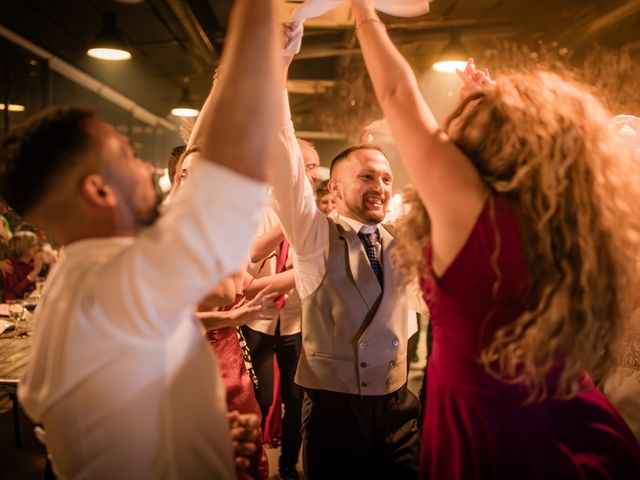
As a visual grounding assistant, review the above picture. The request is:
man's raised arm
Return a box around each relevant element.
[187,0,279,182]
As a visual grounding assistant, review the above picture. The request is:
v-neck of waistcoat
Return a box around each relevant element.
[334,218,395,311]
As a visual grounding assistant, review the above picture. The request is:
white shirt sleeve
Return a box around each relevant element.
[269,90,329,299]
[90,160,268,337]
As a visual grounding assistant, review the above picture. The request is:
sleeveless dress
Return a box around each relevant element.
[207,294,270,480]
[419,196,640,479]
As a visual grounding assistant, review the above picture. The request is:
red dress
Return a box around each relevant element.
[419,196,640,479]
[207,325,269,479]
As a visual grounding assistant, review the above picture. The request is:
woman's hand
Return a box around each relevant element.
[456,58,494,100]
[196,285,279,328]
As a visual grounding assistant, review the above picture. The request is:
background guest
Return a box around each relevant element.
[3,231,43,301]
[315,180,336,216]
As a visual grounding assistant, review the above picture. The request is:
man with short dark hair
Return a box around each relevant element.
[0,1,280,477]
[270,45,421,478]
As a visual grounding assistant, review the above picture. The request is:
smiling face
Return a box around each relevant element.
[329,148,393,225]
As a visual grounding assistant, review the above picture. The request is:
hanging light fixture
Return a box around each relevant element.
[171,79,199,118]
[432,29,469,73]
[0,103,25,112]
[87,12,132,61]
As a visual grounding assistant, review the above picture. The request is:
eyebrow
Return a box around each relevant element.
[359,168,392,177]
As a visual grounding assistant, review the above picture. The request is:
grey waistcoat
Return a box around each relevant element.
[295,217,409,396]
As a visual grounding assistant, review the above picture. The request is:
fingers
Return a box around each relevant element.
[261,292,279,303]
[234,455,251,472]
[254,285,274,301]
[231,439,257,457]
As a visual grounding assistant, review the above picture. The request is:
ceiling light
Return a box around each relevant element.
[0,103,26,112]
[171,81,199,118]
[432,30,469,73]
[87,12,132,61]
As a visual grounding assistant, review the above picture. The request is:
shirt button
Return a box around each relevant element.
[361,380,369,387]
[389,360,396,367]
[392,339,399,348]
[360,362,367,368]
[359,342,367,349]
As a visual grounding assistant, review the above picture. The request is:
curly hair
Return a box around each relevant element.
[394,70,640,401]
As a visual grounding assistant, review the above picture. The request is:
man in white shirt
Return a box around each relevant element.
[242,139,319,480]
[269,44,421,478]
[0,2,280,478]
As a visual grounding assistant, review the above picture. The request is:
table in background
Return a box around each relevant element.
[0,317,33,446]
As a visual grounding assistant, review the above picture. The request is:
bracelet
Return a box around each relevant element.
[356,18,385,31]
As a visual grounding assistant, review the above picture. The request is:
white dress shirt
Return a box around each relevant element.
[246,200,302,336]
[19,160,267,480]
[270,91,392,300]
[271,92,422,337]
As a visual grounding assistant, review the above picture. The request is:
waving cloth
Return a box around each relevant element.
[283,0,432,56]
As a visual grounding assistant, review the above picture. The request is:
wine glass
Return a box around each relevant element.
[7,300,27,338]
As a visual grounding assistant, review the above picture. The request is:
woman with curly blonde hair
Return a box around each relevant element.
[351,0,640,477]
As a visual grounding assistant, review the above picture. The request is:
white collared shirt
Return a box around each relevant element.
[270,91,385,299]
[19,160,267,480]
[270,91,423,340]
[246,200,302,336]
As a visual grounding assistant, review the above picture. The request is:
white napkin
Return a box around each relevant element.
[283,0,432,56]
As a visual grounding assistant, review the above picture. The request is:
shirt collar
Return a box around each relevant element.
[336,214,379,235]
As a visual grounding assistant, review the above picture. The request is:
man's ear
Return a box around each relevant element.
[327,178,341,200]
[81,174,117,208]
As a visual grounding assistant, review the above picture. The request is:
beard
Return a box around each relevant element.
[344,196,387,224]
[137,196,162,227]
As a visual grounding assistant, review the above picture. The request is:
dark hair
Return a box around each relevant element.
[329,144,385,178]
[0,106,96,216]
[168,145,185,184]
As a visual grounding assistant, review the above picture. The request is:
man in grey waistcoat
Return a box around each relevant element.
[269,58,421,480]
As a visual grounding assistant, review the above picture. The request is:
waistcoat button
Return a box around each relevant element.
[389,360,396,367]
[392,339,399,348]
[359,342,367,349]
[361,380,369,387]
[360,362,367,368]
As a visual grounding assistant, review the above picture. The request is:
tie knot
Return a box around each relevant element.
[358,229,379,246]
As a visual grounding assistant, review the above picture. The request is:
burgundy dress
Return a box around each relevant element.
[419,196,640,479]
[207,324,269,479]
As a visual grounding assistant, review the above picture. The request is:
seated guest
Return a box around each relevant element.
[0,0,281,477]
[15,224,58,277]
[3,231,43,301]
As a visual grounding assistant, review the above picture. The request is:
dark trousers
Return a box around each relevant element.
[302,385,421,480]
[242,323,303,470]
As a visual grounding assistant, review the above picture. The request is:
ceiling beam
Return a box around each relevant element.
[560,0,640,46]
[585,0,640,35]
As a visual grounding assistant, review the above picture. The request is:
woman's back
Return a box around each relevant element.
[420,196,640,479]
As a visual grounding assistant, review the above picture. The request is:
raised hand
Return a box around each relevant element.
[455,58,494,100]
